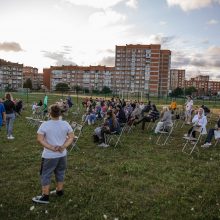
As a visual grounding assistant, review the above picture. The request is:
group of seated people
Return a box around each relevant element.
[83,96,218,149]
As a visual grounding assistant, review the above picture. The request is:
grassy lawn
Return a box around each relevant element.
[0,93,220,219]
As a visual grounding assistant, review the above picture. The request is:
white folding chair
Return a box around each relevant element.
[156,124,174,146]
[214,138,220,147]
[104,126,126,147]
[70,122,83,151]
[182,127,203,155]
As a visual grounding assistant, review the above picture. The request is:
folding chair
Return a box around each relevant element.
[104,126,126,147]
[156,124,174,146]
[214,138,220,147]
[182,127,203,155]
[69,121,83,151]
[25,117,33,127]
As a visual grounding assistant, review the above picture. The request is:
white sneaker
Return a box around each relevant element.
[7,135,15,140]
[98,143,106,147]
[201,143,211,148]
[102,144,109,148]
[184,134,188,137]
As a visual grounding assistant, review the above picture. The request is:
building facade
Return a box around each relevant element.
[170,69,185,90]
[185,75,220,95]
[0,59,23,90]
[44,65,114,91]
[115,44,171,96]
[23,66,43,90]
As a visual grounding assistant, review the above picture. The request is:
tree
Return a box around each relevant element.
[73,85,81,92]
[55,83,69,92]
[101,86,112,94]
[185,86,197,96]
[170,87,183,97]
[23,78,32,89]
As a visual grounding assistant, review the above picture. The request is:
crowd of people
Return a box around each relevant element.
[1,93,220,205]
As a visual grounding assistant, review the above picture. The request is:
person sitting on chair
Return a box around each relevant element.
[155,106,172,134]
[94,110,121,148]
[201,115,220,148]
[183,108,207,142]
[134,104,160,131]
[116,105,127,125]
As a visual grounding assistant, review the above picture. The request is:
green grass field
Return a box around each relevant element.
[1,93,220,220]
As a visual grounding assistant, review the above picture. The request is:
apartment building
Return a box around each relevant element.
[185,75,220,95]
[115,44,171,96]
[170,69,185,90]
[23,66,43,90]
[43,65,114,91]
[0,59,23,90]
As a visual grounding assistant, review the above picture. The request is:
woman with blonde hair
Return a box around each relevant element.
[155,106,172,134]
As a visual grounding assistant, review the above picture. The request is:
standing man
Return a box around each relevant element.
[0,98,6,131]
[32,104,74,204]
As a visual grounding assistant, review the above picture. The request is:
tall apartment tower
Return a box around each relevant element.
[170,69,185,91]
[115,44,171,96]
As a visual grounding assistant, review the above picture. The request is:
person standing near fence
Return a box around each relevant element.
[32,104,74,204]
[185,96,193,125]
[3,93,16,139]
[43,94,48,114]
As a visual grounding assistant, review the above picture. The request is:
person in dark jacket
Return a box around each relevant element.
[116,105,127,125]
[135,104,160,130]
[141,101,152,117]
[3,93,16,139]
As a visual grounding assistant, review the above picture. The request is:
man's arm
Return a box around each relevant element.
[58,132,74,152]
[37,134,57,152]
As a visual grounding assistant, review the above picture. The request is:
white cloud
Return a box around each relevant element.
[65,0,127,9]
[126,0,138,9]
[159,21,167,26]
[166,0,219,11]
[89,9,126,28]
[207,19,219,25]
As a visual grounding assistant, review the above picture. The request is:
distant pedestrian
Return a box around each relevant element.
[32,104,74,204]
[3,93,16,139]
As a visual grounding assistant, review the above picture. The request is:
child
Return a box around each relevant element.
[32,104,74,204]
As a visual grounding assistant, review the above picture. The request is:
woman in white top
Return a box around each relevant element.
[184,108,207,139]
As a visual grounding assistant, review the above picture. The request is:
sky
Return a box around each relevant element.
[0,0,220,79]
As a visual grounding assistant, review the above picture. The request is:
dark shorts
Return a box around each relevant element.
[40,156,67,186]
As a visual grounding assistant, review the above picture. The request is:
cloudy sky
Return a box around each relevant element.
[0,0,220,79]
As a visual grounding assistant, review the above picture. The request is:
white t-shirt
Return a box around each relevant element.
[186,100,193,111]
[37,120,73,159]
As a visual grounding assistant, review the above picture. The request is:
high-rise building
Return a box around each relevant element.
[0,59,23,90]
[170,69,185,90]
[115,44,171,96]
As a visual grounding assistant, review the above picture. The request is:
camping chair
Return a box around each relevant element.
[104,126,126,147]
[69,121,84,151]
[182,126,204,155]
[156,123,174,146]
